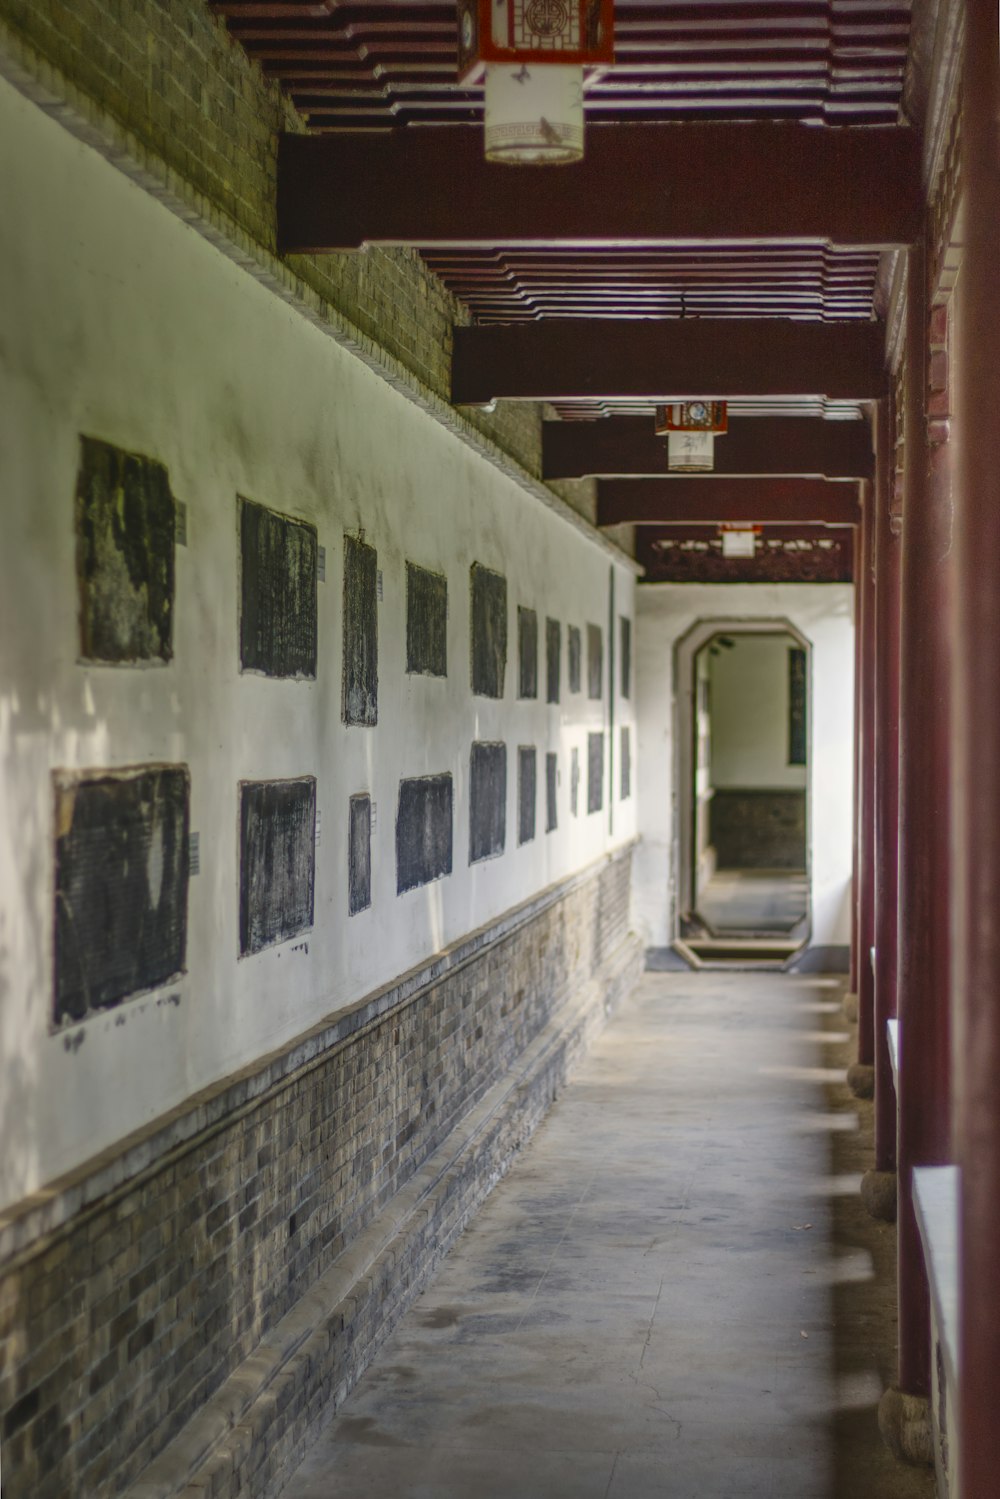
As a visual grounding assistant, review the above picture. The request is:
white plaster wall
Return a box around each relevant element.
[708,633,807,789]
[634,583,854,952]
[0,78,636,1210]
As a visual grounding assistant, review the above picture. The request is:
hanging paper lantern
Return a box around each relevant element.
[458,1,614,164]
[654,402,729,473]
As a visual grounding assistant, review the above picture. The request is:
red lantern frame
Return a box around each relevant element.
[458,0,615,84]
[654,402,729,436]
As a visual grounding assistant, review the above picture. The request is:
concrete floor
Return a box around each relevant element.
[283,972,936,1499]
[696,870,809,934]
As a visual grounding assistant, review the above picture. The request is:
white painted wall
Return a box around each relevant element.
[708,633,807,789]
[634,584,854,953]
[0,78,636,1210]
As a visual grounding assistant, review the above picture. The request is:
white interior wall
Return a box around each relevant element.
[634,584,854,952]
[0,78,636,1210]
[708,633,807,789]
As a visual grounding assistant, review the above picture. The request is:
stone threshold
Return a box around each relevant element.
[0,843,637,1269]
[123,930,643,1499]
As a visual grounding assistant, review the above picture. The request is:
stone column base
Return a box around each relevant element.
[878,1387,934,1467]
[847,1061,875,1098]
[843,990,859,1022]
[861,1168,898,1222]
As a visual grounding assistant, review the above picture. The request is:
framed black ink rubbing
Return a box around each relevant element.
[406,562,447,677]
[76,436,176,665]
[240,777,316,955]
[470,742,507,863]
[240,497,318,679]
[396,775,453,892]
[470,563,507,698]
[343,534,378,724]
[54,764,190,1023]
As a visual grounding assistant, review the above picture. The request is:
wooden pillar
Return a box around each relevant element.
[895,240,952,1397]
[856,481,877,1065]
[957,0,1000,1490]
[850,550,861,997]
[873,393,901,1175]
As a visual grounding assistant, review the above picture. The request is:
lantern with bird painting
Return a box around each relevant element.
[458,1,614,163]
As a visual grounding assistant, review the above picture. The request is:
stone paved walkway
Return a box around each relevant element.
[283,971,935,1499]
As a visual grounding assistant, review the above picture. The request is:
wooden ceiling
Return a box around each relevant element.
[422,243,884,325]
[212,0,918,570]
[212,2,911,129]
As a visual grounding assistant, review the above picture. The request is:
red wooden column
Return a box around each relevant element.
[850,523,862,995]
[860,393,901,1210]
[957,0,1000,1491]
[855,479,877,1064]
[893,242,953,1408]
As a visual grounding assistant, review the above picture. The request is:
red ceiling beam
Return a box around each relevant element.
[543,416,874,479]
[597,476,862,526]
[277,124,921,253]
[640,522,855,543]
[637,524,855,582]
[452,318,885,405]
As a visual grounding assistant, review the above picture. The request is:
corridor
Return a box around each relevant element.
[286,973,933,1499]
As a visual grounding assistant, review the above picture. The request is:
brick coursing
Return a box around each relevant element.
[0,0,543,477]
[0,851,636,1499]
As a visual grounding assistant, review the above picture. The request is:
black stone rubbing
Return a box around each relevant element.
[517,606,538,698]
[546,617,561,704]
[239,498,318,679]
[343,535,379,724]
[239,779,316,956]
[518,746,536,845]
[75,435,176,664]
[621,726,632,800]
[469,742,506,864]
[567,625,582,693]
[396,775,453,893]
[571,746,580,816]
[54,766,190,1024]
[470,563,507,698]
[546,752,558,833]
[406,562,447,677]
[587,623,603,700]
[349,794,372,915]
[588,732,605,814]
[789,646,808,765]
[620,616,632,700]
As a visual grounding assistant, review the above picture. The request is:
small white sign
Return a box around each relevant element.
[721,529,756,558]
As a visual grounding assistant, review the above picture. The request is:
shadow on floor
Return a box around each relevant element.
[819,995,936,1499]
[280,972,937,1499]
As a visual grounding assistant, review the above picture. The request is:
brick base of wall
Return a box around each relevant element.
[0,848,640,1499]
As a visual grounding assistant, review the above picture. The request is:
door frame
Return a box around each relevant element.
[671,616,813,954]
